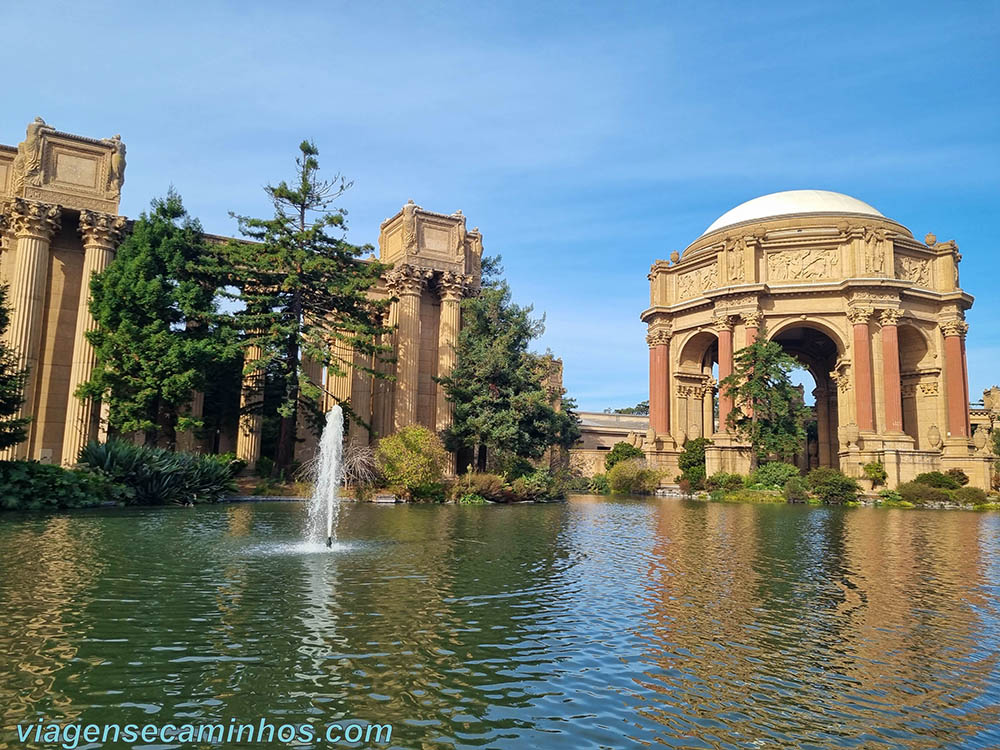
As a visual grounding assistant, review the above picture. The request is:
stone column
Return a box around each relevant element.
[713,314,735,431]
[235,337,264,467]
[814,384,831,467]
[393,265,426,432]
[646,325,671,437]
[436,272,465,433]
[348,346,373,449]
[848,306,875,432]
[941,319,970,439]
[1,198,60,459]
[295,354,324,462]
[373,300,398,439]
[743,309,762,345]
[61,211,126,464]
[326,336,354,411]
[879,309,904,434]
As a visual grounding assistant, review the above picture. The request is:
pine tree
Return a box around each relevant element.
[719,325,808,469]
[80,191,234,447]
[0,284,30,450]
[224,141,391,471]
[439,257,580,470]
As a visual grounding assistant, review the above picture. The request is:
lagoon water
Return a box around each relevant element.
[2,497,999,749]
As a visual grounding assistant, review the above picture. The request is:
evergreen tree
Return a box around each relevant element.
[223,141,391,471]
[80,191,234,447]
[719,325,808,469]
[0,284,30,450]
[439,257,580,470]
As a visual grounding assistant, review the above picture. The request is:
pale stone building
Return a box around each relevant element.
[640,190,994,490]
[0,119,485,468]
[0,118,126,464]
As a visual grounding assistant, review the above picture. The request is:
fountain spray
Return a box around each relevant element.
[307,405,345,548]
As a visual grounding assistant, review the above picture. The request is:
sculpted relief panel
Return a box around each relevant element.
[677,263,719,300]
[767,247,840,281]
[894,254,931,287]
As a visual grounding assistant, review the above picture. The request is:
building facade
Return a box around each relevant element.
[640,190,994,490]
[0,118,126,464]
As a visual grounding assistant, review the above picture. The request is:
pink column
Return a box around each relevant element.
[848,307,875,432]
[715,315,734,431]
[647,327,670,436]
[879,309,904,433]
[942,320,970,438]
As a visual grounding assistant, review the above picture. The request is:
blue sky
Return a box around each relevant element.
[2,1,997,411]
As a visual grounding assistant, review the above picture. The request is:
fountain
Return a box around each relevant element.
[307,405,345,548]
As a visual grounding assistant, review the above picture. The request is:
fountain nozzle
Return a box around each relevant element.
[326,536,333,548]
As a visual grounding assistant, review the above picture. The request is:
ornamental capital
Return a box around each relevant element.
[940,319,969,338]
[846,305,874,325]
[79,210,127,248]
[386,263,432,296]
[742,309,763,328]
[879,308,903,327]
[438,270,468,301]
[646,324,672,348]
[711,312,735,332]
[3,197,60,240]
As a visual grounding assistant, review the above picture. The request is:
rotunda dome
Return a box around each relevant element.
[702,190,884,236]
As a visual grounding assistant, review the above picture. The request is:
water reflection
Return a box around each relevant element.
[0,499,998,749]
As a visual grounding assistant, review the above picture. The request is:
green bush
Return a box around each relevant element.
[806,467,860,504]
[863,461,888,487]
[783,475,809,503]
[608,458,661,494]
[677,437,712,489]
[451,472,509,503]
[510,468,563,502]
[0,461,124,511]
[878,488,903,503]
[898,481,952,506]
[749,462,799,489]
[946,468,970,486]
[588,473,611,495]
[706,472,745,491]
[914,471,961,490]
[561,474,592,494]
[375,426,448,500]
[954,486,987,505]
[77,441,237,505]
[457,493,488,505]
[605,441,644,471]
[714,489,785,504]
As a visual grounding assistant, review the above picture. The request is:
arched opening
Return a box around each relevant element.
[769,324,843,469]
[676,331,719,441]
[898,324,933,448]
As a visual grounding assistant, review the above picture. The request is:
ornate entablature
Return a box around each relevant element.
[379,200,483,279]
[0,118,125,214]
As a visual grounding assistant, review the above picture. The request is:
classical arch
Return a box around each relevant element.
[641,190,988,488]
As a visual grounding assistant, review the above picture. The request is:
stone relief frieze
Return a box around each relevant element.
[767,247,839,281]
[894,255,931,287]
[677,263,719,300]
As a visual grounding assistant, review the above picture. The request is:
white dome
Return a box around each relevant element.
[702,190,884,236]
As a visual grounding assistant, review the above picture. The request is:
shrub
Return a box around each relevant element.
[457,493,488,505]
[677,438,711,489]
[77,440,237,505]
[878,488,903,503]
[806,467,860,504]
[946,468,970,486]
[375,426,448,500]
[914,471,960,490]
[749,462,799,490]
[716,489,785,504]
[562,474,592,494]
[783,475,809,503]
[954,486,987,505]
[706,472,745,491]
[511,468,569,502]
[588,474,611,495]
[451,472,509,503]
[608,458,661,494]
[605,441,644,471]
[0,461,124,511]
[898,481,953,506]
[863,461,888,487]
